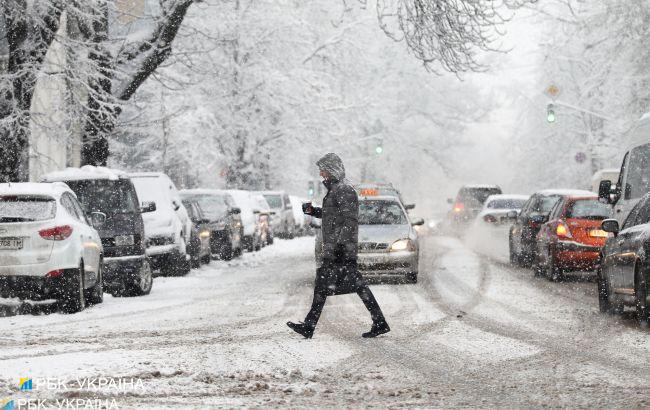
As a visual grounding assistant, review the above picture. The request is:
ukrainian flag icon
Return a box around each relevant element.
[19,377,32,391]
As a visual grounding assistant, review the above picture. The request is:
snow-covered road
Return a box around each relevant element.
[1,235,649,408]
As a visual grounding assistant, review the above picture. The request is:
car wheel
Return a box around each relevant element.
[509,236,520,266]
[202,253,211,265]
[125,259,153,296]
[60,263,86,314]
[245,236,254,252]
[86,262,103,305]
[546,251,563,282]
[191,254,201,269]
[267,234,274,245]
[406,271,418,284]
[597,268,612,314]
[635,268,650,326]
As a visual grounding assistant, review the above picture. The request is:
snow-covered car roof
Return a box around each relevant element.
[128,171,167,178]
[461,184,501,189]
[535,189,595,197]
[180,188,228,197]
[0,182,73,199]
[485,194,529,202]
[40,165,129,182]
[358,195,401,203]
[259,190,285,196]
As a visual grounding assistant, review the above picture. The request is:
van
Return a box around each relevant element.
[599,115,650,224]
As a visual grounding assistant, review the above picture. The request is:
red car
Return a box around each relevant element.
[535,195,611,281]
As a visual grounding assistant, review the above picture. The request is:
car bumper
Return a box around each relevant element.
[357,251,418,276]
[146,243,182,257]
[0,270,74,300]
[103,255,146,288]
[555,241,601,270]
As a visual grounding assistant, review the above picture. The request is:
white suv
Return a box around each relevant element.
[0,183,104,313]
[129,173,192,276]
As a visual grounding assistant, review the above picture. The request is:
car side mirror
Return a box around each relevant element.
[506,210,519,220]
[172,200,181,211]
[411,217,424,226]
[404,204,415,210]
[270,211,276,215]
[601,219,619,236]
[598,180,612,204]
[90,211,107,228]
[230,207,241,215]
[141,201,156,213]
[253,209,260,214]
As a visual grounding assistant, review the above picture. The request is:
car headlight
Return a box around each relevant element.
[390,239,415,252]
[199,230,210,239]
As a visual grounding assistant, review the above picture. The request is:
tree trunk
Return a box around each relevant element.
[0,0,63,181]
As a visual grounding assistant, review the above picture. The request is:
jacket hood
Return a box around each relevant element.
[317,153,345,181]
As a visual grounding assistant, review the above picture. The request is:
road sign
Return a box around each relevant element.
[545,84,561,100]
[575,152,587,163]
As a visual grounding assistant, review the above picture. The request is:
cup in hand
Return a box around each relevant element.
[302,202,313,214]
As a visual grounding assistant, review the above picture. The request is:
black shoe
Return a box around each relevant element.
[362,321,390,338]
[287,321,314,339]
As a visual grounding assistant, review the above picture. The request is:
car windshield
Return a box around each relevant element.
[186,195,227,220]
[566,199,611,219]
[0,196,56,222]
[263,194,282,209]
[458,188,501,207]
[359,201,407,225]
[486,198,527,209]
[65,179,138,214]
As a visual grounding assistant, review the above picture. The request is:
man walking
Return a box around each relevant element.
[287,153,390,339]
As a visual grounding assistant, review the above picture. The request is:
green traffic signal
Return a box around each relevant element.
[547,103,556,123]
[375,145,383,155]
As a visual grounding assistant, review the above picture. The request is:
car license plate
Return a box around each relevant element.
[115,235,134,246]
[0,237,23,250]
[589,229,608,238]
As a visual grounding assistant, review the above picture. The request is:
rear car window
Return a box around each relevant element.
[458,188,501,207]
[486,198,527,209]
[0,196,56,222]
[65,179,138,214]
[263,194,282,209]
[359,201,407,225]
[566,199,611,219]
[186,195,227,220]
[532,195,560,214]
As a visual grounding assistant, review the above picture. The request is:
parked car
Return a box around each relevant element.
[534,194,611,281]
[0,183,104,313]
[261,191,295,239]
[41,166,153,297]
[129,172,191,276]
[508,189,593,267]
[599,117,650,224]
[447,184,502,231]
[314,195,423,283]
[180,189,243,260]
[251,193,272,245]
[182,199,212,268]
[599,191,650,325]
[227,190,262,252]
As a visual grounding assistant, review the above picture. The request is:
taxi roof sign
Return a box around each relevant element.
[359,188,379,197]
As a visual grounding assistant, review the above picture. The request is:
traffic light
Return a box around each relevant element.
[546,103,556,123]
[375,141,384,155]
[307,180,315,197]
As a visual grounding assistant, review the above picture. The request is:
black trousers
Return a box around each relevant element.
[304,285,387,329]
